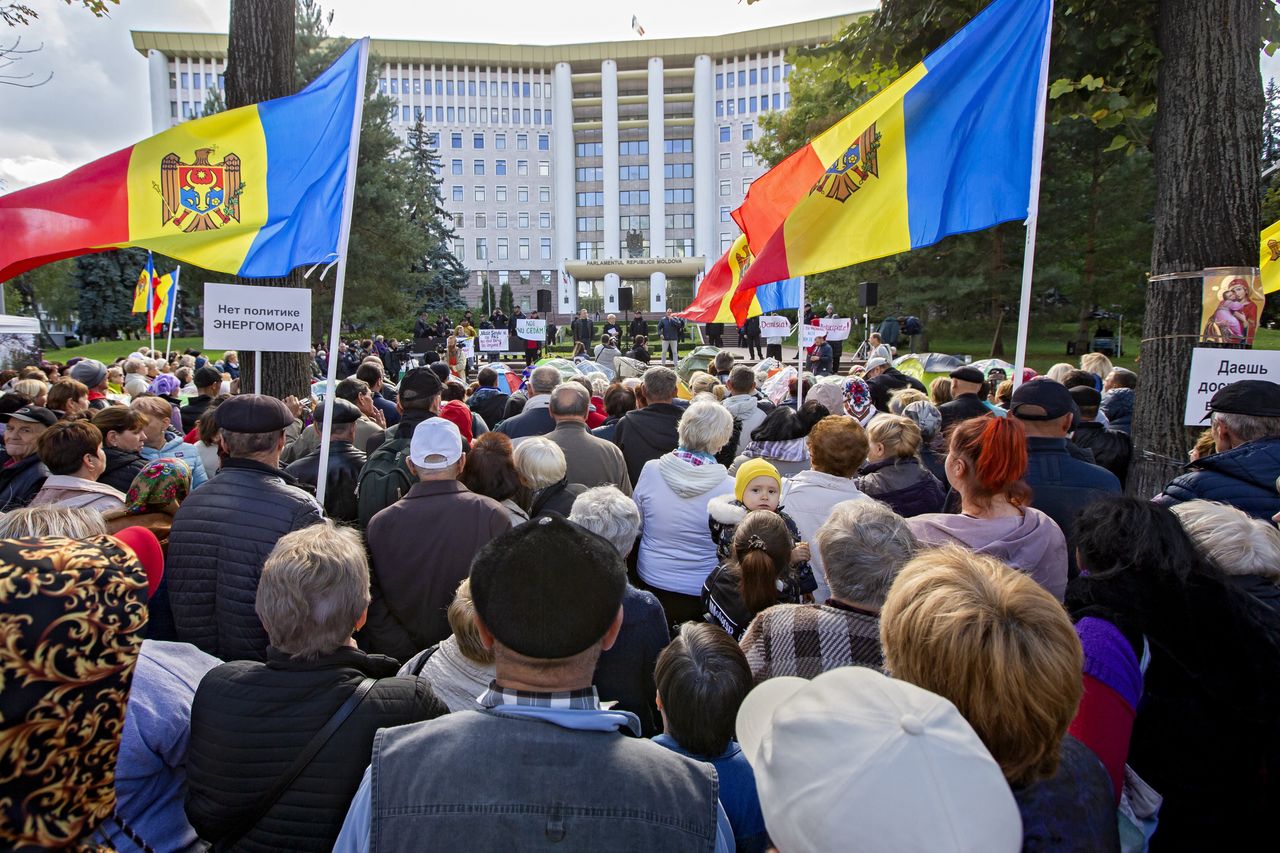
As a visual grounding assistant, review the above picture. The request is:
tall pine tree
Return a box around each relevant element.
[404,117,468,313]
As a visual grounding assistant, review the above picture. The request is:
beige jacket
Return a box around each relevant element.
[30,475,126,513]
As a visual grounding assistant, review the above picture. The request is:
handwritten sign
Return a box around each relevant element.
[799,325,821,347]
[478,329,509,352]
[818,317,853,342]
[759,315,791,338]
[515,319,546,342]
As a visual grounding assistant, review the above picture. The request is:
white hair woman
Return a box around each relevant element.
[632,400,736,628]
[514,436,584,519]
[1170,499,1280,613]
[569,484,642,556]
[0,504,107,539]
[184,521,446,850]
[740,498,919,680]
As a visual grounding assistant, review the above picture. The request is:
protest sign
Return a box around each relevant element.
[818,317,853,341]
[459,337,476,361]
[1184,346,1280,424]
[203,282,311,352]
[759,315,791,337]
[515,318,546,342]
[478,329,509,352]
[799,325,821,347]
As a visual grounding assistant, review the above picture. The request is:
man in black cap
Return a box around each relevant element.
[285,398,367,523]
[354,367,443,527]
[1010,379,1120,575]
[0,405,54,511]
[180,365,224,433]
[334,517,730,852]
[1154,379,1280,520]
[938,366,993,430]
[1069,385,1131,486]
[167,394,324,662]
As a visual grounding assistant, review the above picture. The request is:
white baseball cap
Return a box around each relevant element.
[408,417,464,470]
[736,667,1021,853]
[864,356,890,371]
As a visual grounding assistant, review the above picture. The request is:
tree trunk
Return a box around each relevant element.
[224,0,313,399]
[1077,142,1104,339]
[1129,0,1261,497]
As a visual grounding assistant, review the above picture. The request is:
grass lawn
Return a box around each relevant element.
[49,337,206,363]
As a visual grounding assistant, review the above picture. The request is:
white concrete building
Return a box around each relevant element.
[132,15,852,318]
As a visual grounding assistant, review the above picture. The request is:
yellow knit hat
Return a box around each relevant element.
[735,458,782,503]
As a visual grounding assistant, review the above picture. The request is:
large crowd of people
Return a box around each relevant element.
[1,333,1278,852]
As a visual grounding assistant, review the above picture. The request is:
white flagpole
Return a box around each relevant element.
[164,266,180,358]
[147,251,156,354]
[1011,2,1054,391]
[316,38,370,508]
[797,275,806,406]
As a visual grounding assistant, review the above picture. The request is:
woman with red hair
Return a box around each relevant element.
[906,415,1068,600]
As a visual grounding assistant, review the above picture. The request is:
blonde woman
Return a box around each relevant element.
[854,414,945,517]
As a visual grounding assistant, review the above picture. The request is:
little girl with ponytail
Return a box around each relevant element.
[702,511,794,640]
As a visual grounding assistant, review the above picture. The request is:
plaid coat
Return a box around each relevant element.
[739,601,883,683]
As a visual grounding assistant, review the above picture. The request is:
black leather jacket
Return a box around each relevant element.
[285,440,368,523]
[0,452,48,512]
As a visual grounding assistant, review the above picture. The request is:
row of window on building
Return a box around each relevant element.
[573,163,695,182]
[575,188,695,207]
[574,139,694,158]
[438,131,550,151]
[574,238,696,260]
[453,211,552,230]
[399,105,552,125]
[449,159,551,177]
[170,71,223,91]
[465,268,555,289]
[717,92,789,116]
[380,76,551,100]
[716,64,792,89]
[467,236,554,261]
[449,185,552,204]
[577,214,696,231]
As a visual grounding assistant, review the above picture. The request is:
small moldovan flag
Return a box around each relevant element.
[632,15,646,36]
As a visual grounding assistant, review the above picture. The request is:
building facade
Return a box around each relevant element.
[132,15,852,319]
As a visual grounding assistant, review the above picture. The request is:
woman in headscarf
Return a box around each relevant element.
[842,376,878,427]
[147,373,184,431]
[103,458,193,547]
[0,536,148,849]
[730,400,829,477]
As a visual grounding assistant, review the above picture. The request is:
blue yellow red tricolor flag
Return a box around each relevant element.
[1262,219,1280,295]
[678,234,802,324]
[733,0,1052,293]
[131,253,178,332]
[0,40,367,283]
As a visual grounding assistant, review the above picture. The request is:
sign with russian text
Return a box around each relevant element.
[800,324,821,347]
[203,282,311,352]
[759,315,791,338]
[818,317,853,341]
[479,329,509,352]
[1184,347,1280,424]
[515,319,546,342]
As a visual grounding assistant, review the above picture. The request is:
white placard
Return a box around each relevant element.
[818,317,852,342]
[479,329,509,352]
[1184,347,1280,425]
[515,318,546,342]
[799,324,820,347]
[758,315,791,337]
[203,282,311,352]
[459,337,475,360]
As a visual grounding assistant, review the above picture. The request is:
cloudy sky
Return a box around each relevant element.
[0,0,1275,193]
[0,0,872,191]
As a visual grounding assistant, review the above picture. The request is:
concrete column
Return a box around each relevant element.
[693,54,716,278]
[602,60,620,260]
[147,49,170,132]
[603,273,621,317]
[552,62,576,268]
[647,57,665,262]
[650,271,667,313]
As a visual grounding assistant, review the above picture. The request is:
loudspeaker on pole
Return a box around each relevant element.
[858,281,879,307]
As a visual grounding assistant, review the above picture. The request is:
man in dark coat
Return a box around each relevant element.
[572,309,594,348]
[364,418,511,661]
[495,365,559,440]
[939,366,994,431]
[1154,379,1280,520]
[741,315,763,360]
[180,365,224,433]
[285,399,368,524]
[468,367,510,429]
[865,357,927,412]
[613,366,684,487]
[629,314,650,344]
[167,395,324,662]
[0,405,52,511]
[186,522,445,851]
[1068,386,1131,486]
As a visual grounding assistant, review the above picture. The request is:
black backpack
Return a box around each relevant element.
[355,423,413,527]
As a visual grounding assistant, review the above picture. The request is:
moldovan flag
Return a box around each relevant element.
[1262,218,1280,294]
[132,253,158,314]
[734,0,1051,292]
[0,39,366,283]
[678,234,802,324]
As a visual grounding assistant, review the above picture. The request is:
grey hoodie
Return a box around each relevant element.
[722,394,767,457]
[906,507,1068,600]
